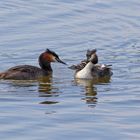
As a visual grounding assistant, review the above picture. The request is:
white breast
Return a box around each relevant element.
[75,62,93,79]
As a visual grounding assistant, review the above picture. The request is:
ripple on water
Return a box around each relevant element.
[0,0,140,140]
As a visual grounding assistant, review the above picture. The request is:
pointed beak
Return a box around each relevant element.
[56,57,67,65]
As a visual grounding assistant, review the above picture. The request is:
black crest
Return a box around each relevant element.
[46,49,59,58]
[86,49,96,56]
[86,49,97,60]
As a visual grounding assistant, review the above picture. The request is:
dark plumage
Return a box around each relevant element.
[0,49,66,80]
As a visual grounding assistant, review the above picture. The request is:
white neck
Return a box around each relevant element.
[75,62,94,79]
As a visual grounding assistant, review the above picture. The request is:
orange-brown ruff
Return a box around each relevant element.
[0,49,66,80]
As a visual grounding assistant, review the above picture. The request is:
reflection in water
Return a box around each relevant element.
[75,77,111,108]
[3,80,38,87]
[40,100,59,105]
[38,76,53,95]
[0,76,60,105]
[38,76,59,105]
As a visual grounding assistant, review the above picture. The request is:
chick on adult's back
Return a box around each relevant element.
[0,49,66,80]
[69,49,113,80]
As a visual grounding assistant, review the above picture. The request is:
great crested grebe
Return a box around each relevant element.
[69,49,97,71]
[0,49,66,80]
[69,49,113,79]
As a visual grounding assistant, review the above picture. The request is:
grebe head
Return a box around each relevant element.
[39,49,66,69]
[89,52,98,64]
[45,49,66,64]
[86,49,97,60]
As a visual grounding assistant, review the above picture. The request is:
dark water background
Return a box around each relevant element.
[0,0,140,140]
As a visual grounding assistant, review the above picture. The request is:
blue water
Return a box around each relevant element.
[0,0,140,140]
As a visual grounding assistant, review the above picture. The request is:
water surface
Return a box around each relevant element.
[0,0,140,140]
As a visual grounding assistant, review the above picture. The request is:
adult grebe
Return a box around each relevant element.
[0,49,66,80]
[69,49,112,79]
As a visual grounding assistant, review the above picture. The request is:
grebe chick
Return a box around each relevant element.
[69,49,97,71]
[0,49,66,80]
